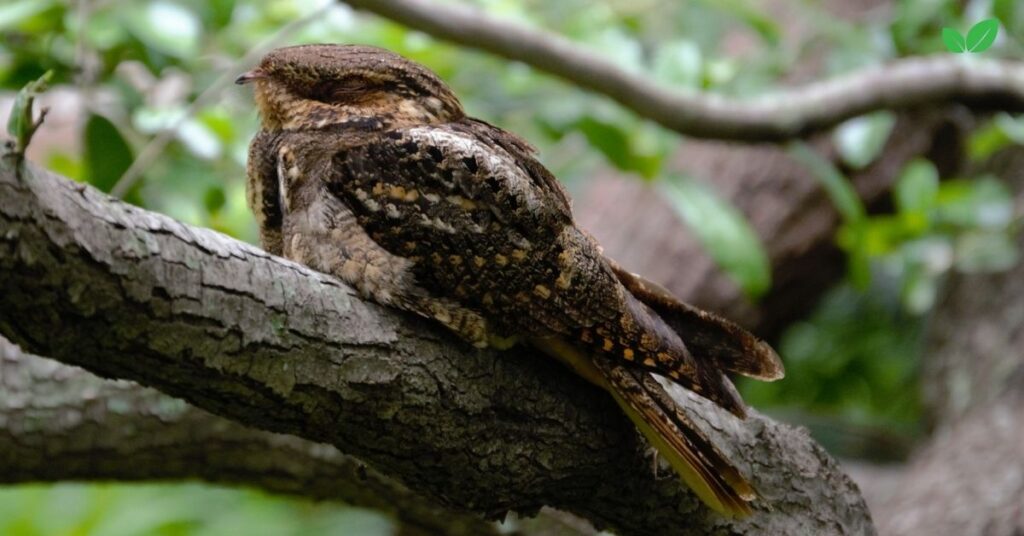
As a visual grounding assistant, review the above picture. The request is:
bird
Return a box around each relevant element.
[236,43,784,516]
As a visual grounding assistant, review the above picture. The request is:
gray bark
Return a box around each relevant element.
[0,156,873,534]
[0,336,498,536]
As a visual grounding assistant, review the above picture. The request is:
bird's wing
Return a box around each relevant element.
[324,120,619,338]
[460,118,573,215]
[325,121,749,411]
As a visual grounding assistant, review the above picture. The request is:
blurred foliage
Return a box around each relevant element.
[741,281,925,456]
[799,128,1018,315]
[776,111,1020,447]
[0,483,393,536]
[1,0,1023,526]
[660,174,771,297]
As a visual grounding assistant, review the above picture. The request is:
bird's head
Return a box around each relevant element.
[237,44,465,130]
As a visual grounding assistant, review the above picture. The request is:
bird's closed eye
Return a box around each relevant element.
[306,78,377,104]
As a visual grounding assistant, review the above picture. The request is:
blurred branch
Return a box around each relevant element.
[341,0,1024,141]
[0,336,499,536]
[0,158,872,535]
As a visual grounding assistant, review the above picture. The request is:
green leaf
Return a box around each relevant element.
[6,70,52,154]
[835,221,872,289]
[994,0,1024,41]
[941,28,966,52]
[83,8,130,50]
[895,159,939,214]
[660,175,771,298]
[935,177,1013,229]
[697,0,781,45]
[574,116,631,169]
[833,112,896,169]
[965,18,999,52]
[788,142,865,223]
[652,40,702,89]
[901,265,937,314]
[967,118,1013,160]
[200,0,236,29]
[844,216,913,256]
[995,113,1024,144]
[47,153,83,181]
[203,186,226,214]
[83,114,134,193]
[124,1,201,59]
[582,28,643,72]
[0,0,57,32]
[177,119,222,160]
[573,116,664,178]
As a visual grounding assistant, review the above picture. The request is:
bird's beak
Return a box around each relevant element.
[235,69,267,85]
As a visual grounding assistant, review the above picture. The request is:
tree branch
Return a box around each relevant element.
[0,336,499,536]
[339,0,1024,141]
[0,157,872,533]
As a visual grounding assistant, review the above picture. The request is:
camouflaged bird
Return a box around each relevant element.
[237,44,784,516]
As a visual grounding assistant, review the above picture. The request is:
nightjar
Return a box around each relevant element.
[237,44,783,516]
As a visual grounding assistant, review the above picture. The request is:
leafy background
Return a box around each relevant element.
[1,0,1022,533]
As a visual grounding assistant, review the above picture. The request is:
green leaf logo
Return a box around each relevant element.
[943,18,1000,53]
[966,18,999,52]
[942,28,966,53]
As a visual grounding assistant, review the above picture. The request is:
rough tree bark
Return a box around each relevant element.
[0,155,873,534]
[0,336,499,536]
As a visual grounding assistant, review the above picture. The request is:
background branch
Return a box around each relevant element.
[0,156,872,534]
[339,0,1024,141]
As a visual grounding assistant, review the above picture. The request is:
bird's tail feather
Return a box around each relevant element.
[533,337,757,516]
[606,258,784,381]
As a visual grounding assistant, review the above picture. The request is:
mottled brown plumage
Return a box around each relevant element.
[238,44,783,516]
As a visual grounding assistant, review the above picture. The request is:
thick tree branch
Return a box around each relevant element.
[339,0,1024,141]
[0,157,872,534]
[0,336,498,536]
